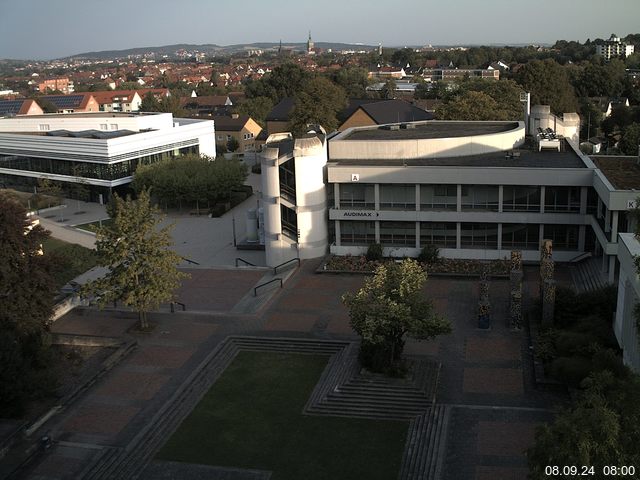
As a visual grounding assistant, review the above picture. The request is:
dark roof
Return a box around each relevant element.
[591,156,640,190]
[339,98,381,121]
[266,97,295,121]
[331,142,586,169]
[181,95,230,108]
[46,129,136,139]
[0,99,30,116]
[40,94,88,109]
[344,121,517,141]
[356,100,433,125]
[213,115,251,131]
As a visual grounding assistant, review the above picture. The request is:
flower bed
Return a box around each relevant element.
[321,255,510,276]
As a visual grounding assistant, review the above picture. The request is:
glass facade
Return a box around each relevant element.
[420,184,457,210]
[380,221,416,247]
[461,185,499,211]
[502,223,540,250]
[0,146,198,182]
[503,186,541,212]
[461,223,499,249]
[420,222,457,248]
[544,186,581,213]
[280,204,298,240]
[340,221,376,245]
[380,184,415,210]
[339,183,374,209]
[279,158,296,204]
[543,224,579,250]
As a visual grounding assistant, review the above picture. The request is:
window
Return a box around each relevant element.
[226,135,232,141]
[543,224,579,250]
[339,183,374,209]
[340,221,376,245]
[502,224,539,250]
[421,184,456,210]
[461,223,498,249]
[420,222,456,248]
[544,186,580,213]
[279,158,296,203]
[110,124,118,130]
[100,124,108,130]
[38,124,50,131]
[380,184,415,210]
[280,205,298,240]
[461,186,499,211]
[380,221,415,247]
[503,186,541,212]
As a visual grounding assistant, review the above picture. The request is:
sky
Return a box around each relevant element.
[1,0,639,60]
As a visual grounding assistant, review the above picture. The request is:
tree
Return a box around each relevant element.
[244,63,311,103]
[528,370,640,478]
[139,92,161,112]
[334,67,370,98]
[515,59,578,114]
[381,78,397,99]
[227,136,240,153]
[619,123,640,156]
[237,96,274,128]
[289,77,347,135]
[34,97,59,113]
[83,190,188,329]
[0,193,57,416]
[342,259,451,373]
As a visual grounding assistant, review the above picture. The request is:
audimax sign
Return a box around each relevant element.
[341,211,379,217]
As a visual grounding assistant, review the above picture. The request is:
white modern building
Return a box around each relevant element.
[0,112,215,200]
[614,233,640,372]
[596,34,635,60]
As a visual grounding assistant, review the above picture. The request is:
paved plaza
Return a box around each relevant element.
[15,259,568,480]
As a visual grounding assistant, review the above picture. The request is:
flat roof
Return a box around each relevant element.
[4,112,157,119]
[592,155,640,190]
[331,141,586,169]
[343,121,519,141]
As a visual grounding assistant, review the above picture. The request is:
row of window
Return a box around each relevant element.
[338,221,579,250]
[337,184,587,213]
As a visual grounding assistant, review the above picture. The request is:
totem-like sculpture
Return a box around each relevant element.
[478,266,491,329]
[509,250,523,329]
[540,240,556,326]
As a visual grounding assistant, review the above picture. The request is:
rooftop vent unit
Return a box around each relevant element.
[505,150,521,160]
[400,123,416,129]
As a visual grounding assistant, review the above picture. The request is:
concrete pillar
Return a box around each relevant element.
[457,184,462,212]
[415,184,420,212]
[578,225,586,251]
[415,222,420,248]
[497,223,503,250]
[579,186,588,215]
[334,183,340,209]
[612,211,619,241]
[539,224,545,248]
[540,186,545,214]
[456,222,461,249]
[498,185,504,213]
[597,197,602,219]
[335,220,341,247]
[261,147,285,268]
[609,255,616,284]
[374,184,380,211]
[605,208,611,233]
[375,221,380,243]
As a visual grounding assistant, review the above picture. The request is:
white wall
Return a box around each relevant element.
[615,233,640,372]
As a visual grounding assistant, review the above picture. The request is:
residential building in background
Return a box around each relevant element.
[213,114,262,153]
[37,77,74,94]
[0,98,43,116]
[596,34,635,60]
[39,93,100,113]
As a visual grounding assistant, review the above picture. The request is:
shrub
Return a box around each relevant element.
[418,244,440,264]
[251,163,261,174]
[366,243,383,261]
[554,285,617,327]
[549,356,593,387]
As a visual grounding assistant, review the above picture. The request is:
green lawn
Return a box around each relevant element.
[74,218,113,232]
[157,351,408,480]
[42,237,98,289]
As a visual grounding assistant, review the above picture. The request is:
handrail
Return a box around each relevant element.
[170,301,186,313]
[568,251,592,263]
[180,256,200,265]
[273,257,300,275]
[254,278,283,296]
[235,257,256,267]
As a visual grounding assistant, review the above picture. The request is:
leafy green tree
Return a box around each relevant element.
[35,97,59,113]
[227,136,240,153]
[578,99,604,140]
[245,63,311,103]
[436,90,501,120]
[158,93,186,117]
[140,92,161,112]
[619,123,640,155]
[528,370,640,478]
[381,78,397,99]
[436,79,523,121]
[289,77,347,135]
[0,193,57,416]
[573,60,626,98]
[342,259,451,373]
[83,190,188,330]
[237,96,274,128]
[515,59,578,114]
[334,67,371,98]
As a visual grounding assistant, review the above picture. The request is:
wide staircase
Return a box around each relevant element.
[569,256,610,293]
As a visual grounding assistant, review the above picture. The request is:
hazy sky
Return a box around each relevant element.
[1,0,639,60]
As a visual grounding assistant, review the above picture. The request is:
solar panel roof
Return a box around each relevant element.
[41,95,85,109]
[0,100,26,116]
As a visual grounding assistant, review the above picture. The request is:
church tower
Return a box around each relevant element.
[307,31,314,54]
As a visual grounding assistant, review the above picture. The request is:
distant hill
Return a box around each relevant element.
[65,42,381,60]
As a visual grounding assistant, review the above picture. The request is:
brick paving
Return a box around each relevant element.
[22,263,570,480]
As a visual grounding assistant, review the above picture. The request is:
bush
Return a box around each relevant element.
[554,285,617,327]
[418,244,440,264]
[366,243,383,261]
[251,163,262,174]
[359,340,407,377]
[549,356,593,387]
[209,204,227,217]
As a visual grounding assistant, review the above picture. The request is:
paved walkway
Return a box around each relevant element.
[19,262,567,480]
